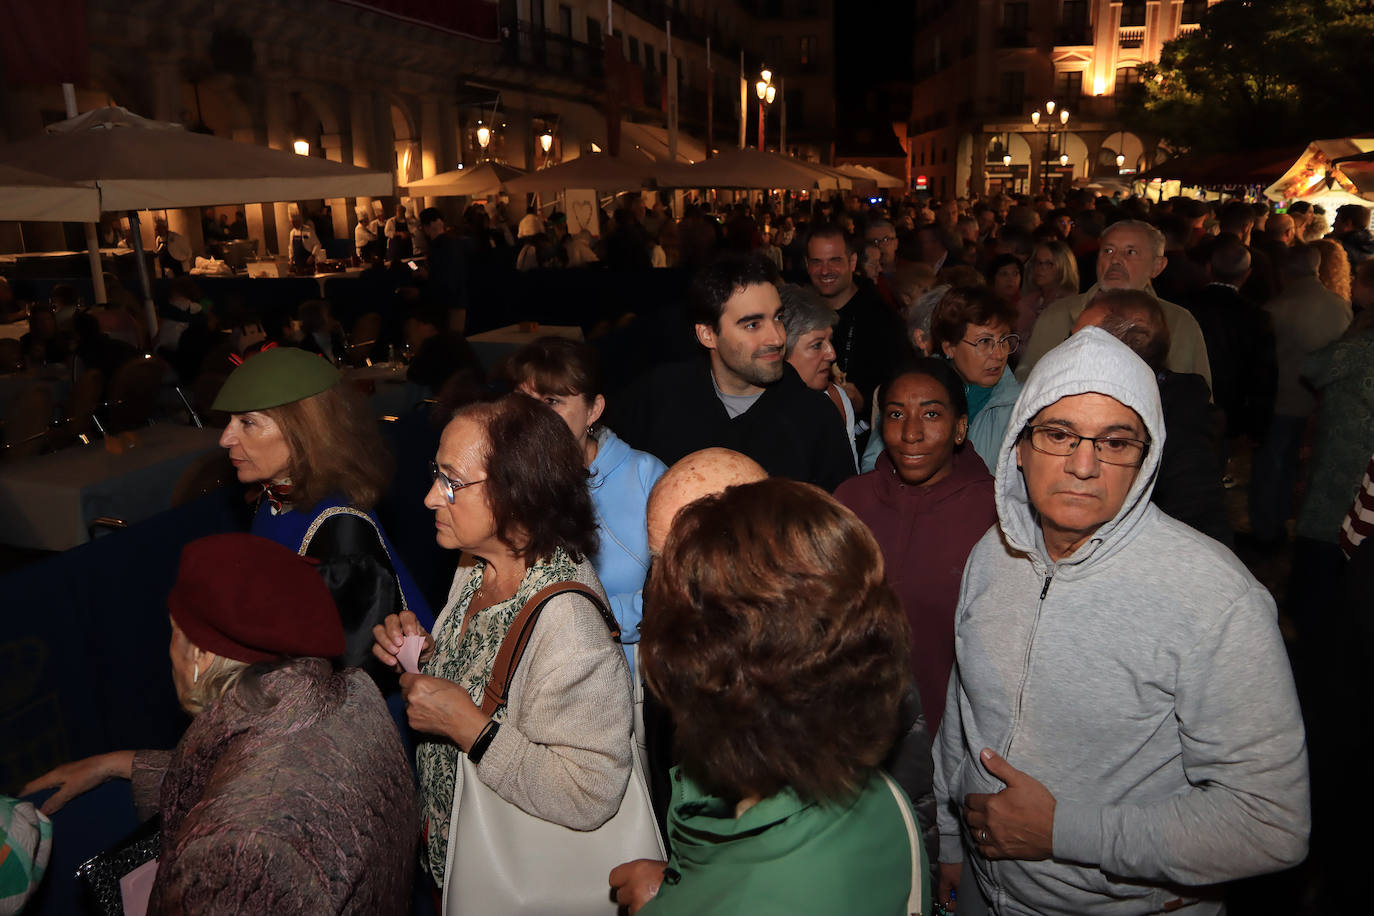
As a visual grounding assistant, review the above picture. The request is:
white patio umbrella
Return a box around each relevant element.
[838,163,905,189]
[404,162,527,198]
[0,106,393,331]
[0,164,100,222]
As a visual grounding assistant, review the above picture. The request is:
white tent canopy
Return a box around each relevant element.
[620,122,707,164]
[836,163,905,189]
[0,107,393,211]
[657,148,852,190]
[0,164,100,222]
[504,153,661,195]
[0,106,394,333]
[404,162,526,197]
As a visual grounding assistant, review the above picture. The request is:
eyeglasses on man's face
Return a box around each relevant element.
[960,333,1020,356]
[1024,425,1148,467]
[429,460,487,503]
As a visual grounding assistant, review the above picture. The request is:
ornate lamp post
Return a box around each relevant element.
[1030,102,1070,193]
[756,69,776,152]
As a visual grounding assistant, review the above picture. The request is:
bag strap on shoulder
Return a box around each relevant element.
[480,581,620,717]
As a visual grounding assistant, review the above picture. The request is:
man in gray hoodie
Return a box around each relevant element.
[934,328,1309,915]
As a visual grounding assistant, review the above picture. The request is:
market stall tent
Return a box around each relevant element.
[1263,137,1374,204]
[503,153,663,195]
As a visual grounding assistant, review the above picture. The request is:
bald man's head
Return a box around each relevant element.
[646,448,767,553]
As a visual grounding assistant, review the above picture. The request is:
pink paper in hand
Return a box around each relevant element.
[397,634,425,674]
[120,858,158,916]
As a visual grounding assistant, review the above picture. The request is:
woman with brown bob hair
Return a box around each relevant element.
[929,285,1022,472]
[628,478,929,915]
[214,346,432,679]
[374,393,657,914]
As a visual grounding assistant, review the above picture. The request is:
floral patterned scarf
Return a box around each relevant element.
[417,547,579,885]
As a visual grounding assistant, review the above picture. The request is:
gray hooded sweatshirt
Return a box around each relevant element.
[935,328,1309,915]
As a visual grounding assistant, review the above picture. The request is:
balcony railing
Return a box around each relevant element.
[1118,27,1144,49]
[997,27,1032,48]
[500,21,604,80]
[1054,25,1092,46]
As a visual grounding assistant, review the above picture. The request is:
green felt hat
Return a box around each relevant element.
[212,347,341,412]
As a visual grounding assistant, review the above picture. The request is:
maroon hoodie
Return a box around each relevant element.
[835,445,997,736]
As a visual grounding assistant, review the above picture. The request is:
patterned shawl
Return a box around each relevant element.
[417,547,579,885]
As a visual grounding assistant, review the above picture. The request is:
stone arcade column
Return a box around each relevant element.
[419,95,443,210]
[150,59,204,261]
[263,84,295,257]
[320,132,352,243]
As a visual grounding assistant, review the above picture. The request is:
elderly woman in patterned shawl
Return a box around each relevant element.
[25,533,417,914]
[372,393,634,909]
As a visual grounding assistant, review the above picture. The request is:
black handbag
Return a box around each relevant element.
[74,816,160,916]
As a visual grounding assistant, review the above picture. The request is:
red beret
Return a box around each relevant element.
[168,534,345,665]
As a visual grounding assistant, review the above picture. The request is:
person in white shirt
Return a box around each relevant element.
[288,212,323,272]
[154,217,193,276]
[517,205,545,241]
[384,204,416,260]
[354,207,379,257]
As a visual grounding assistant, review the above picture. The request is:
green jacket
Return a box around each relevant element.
[642,767,928,916]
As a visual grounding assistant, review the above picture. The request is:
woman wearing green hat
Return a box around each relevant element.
[213,346,433,678]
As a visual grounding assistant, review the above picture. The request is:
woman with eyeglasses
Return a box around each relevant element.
[1017,240,1080,341]
[929,286,1022,472]
[372,394,652,914]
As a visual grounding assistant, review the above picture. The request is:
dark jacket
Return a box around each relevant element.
[1152,248,1208,304]
[1154,369,1232,546]
[1332,228,1374,266]
[829,284,912,405]
[132,661,417,915]
[607,360,857,491]
[424,231,468,311]
[1185,283,1278,440]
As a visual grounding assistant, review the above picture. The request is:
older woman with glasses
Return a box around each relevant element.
[373,394,655,914]
[930,286,1022,472]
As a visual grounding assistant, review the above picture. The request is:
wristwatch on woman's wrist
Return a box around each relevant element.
[467,720,501,763]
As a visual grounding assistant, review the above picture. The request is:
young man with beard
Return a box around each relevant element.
[607,255,856,491]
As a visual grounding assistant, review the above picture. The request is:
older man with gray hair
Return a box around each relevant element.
[1016,219,1212,388]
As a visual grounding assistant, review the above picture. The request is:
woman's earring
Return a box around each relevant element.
[193,662,199,685]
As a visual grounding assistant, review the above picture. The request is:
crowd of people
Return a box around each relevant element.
[7,182,1374,916]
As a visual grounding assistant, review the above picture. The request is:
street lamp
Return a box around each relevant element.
[292,139,309,156]
[1028,101,1069,193]
[756,69,776,151]
[1116,153,1127,173]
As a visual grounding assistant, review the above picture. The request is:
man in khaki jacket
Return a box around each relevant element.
[1016,219,1212,391]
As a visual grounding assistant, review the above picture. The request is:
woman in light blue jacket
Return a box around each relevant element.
[509,337,666,672]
